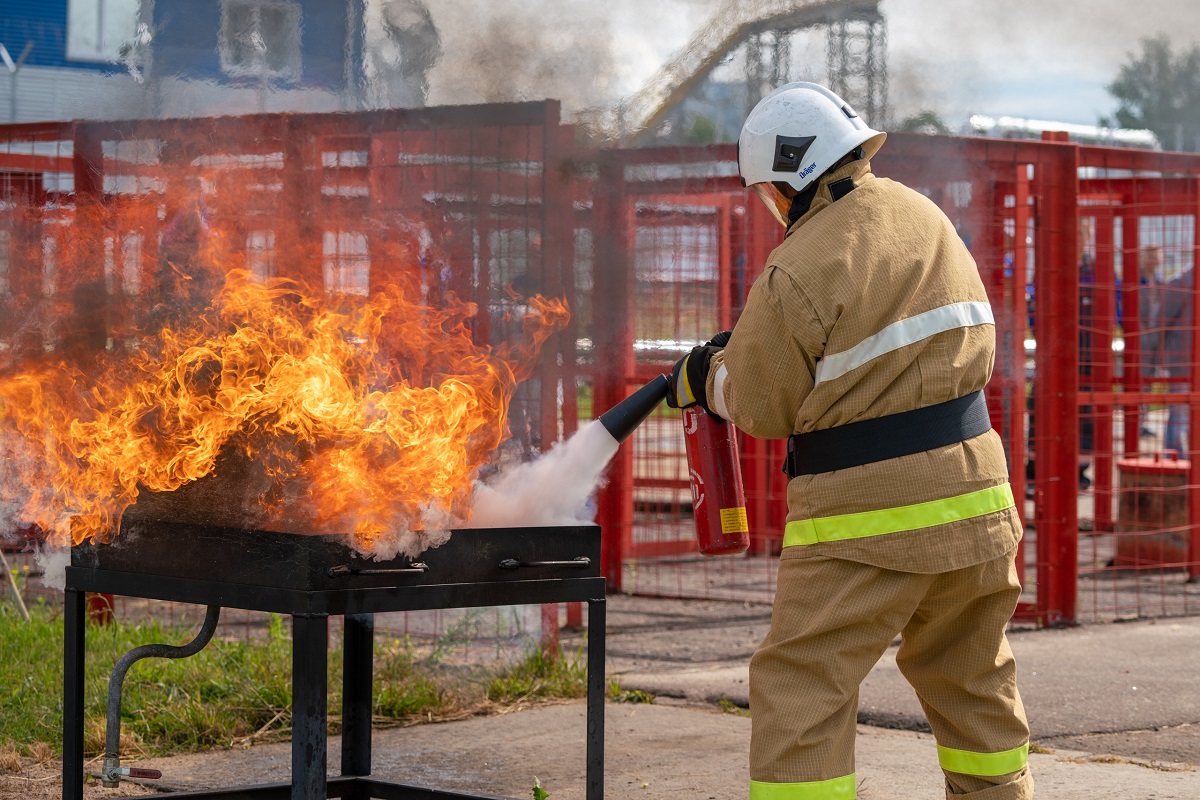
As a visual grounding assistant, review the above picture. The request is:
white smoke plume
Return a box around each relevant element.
[36,547,72,591]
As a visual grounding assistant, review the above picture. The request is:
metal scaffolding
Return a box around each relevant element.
[618,0,890,145]
[825,9,888,129]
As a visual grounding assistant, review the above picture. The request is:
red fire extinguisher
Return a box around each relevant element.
[681,406,750,556]
[597,374,750,557]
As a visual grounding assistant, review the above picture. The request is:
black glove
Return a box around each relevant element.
[666,331,730,414]
[707,330,732,348]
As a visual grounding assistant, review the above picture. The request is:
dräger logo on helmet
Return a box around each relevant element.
[798,161,818,178]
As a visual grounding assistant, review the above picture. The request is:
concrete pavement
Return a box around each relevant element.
[602,594,1200,767]
[89,594,1200,800]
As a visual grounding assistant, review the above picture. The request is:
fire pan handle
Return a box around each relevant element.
[327,562,429,578]
[498,557,591,570]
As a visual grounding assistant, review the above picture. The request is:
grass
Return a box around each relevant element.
[608,680,654,704]
[484,643,588,705]
[718,697,750,717]
[0,600,590,759]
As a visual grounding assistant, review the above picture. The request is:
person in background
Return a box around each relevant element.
[667,82,1032,800]
[1155,255,1194,456]
[491,270,544,461]
[1077,233,1095,490]
[1137,246,1165,439]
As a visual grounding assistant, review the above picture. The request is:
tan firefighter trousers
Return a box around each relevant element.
[748,551,1034,799]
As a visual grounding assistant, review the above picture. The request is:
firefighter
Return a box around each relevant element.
[667,82,1033,799]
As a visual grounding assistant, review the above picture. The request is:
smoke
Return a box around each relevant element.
[886,0,1200,124]
[425,1,618,115]
[361,504,454,561]
[36,547,71,591]
[465,420,620,529]
[363,0,443,108]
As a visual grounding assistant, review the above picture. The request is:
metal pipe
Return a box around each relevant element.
[102,605,221,786]
[0,549,29,621]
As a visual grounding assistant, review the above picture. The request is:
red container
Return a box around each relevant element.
[682,406,750,556]
[1114,452,1192,568]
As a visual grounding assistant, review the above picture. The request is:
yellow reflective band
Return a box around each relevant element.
[783,485,1015,547]
[937,743,1029,777]
[720,506,749,534]
[749,774,857,800]
[678,353,696,406]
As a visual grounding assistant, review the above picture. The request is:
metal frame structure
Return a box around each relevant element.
[63,523,606,800]
[617,0,888,144]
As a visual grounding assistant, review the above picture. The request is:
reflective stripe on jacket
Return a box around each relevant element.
[710,158,1020,572]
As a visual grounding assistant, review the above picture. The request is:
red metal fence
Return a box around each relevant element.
[590,131,1200,627]
[0,103,579,648]
[2,104,1200,627]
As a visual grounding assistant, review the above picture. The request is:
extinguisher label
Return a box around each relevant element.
[683,406,701,435]
[720,507,749,534]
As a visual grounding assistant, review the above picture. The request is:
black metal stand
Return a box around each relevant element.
[63,528,607,800]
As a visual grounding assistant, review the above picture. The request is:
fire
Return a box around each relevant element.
[0,190,568,556]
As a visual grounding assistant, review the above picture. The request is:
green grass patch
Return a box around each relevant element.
[0,601,586,758]
[484,643,588,704]
[607,679,654,704]
[0,601,297,756]
[718,697,749,717]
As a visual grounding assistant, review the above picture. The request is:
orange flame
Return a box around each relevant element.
[0,193,568,556]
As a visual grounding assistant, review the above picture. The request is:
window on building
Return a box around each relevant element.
[219,0,302,83]
[323,232,370,296]
[247,230,276,283]
[67,0,140,62]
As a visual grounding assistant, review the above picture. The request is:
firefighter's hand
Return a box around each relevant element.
[706,330,732,348]
[666,344,721,412]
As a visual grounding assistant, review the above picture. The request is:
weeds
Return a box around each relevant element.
[718,697,750,717]
[608,680,654,704]
[485,643,588,705]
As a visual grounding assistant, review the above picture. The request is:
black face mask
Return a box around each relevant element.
[787,182,821,225]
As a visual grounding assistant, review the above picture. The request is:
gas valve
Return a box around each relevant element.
[102,756,162,787]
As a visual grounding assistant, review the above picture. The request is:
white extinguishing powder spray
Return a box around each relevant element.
[467,375,670,528]
[467,419,621,527]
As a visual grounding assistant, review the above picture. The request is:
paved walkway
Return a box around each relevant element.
[102,594,1200,800]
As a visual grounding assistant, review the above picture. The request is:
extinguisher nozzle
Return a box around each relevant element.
[598,374,670,443]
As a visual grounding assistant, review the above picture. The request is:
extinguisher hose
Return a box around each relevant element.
[598,374,670,443]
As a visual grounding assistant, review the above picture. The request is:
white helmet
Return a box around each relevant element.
[738,82,886,226]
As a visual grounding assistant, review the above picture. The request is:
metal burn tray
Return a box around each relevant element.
[63,519,606,800]
[69,520,603,614]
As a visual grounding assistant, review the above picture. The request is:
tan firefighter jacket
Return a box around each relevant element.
[708,158,1020,572]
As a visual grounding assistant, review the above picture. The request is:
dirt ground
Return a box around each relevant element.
[0,754,151,800]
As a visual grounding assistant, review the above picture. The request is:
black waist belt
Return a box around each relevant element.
[784,390,991,477]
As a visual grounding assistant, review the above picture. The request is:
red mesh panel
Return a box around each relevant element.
[4,112,1200,627]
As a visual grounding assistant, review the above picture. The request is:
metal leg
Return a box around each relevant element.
[585,598,605,800]
[63,588,86,800]
[341,613,374,778]
[292,614,329,800]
